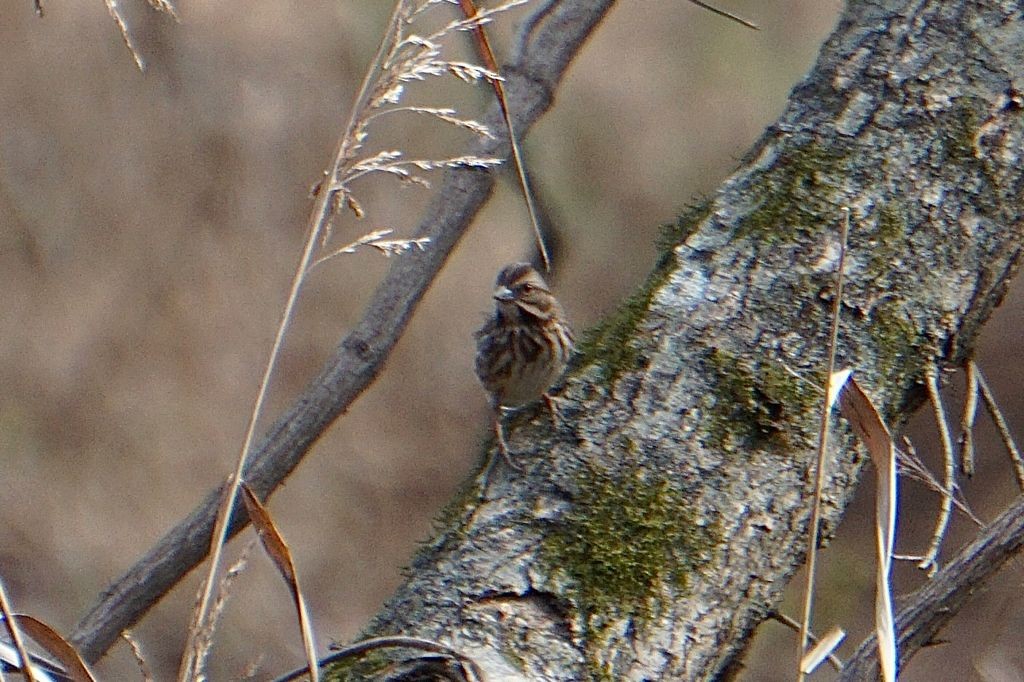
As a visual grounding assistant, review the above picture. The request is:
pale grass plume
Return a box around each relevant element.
[320,0,529,249]
[894,437,981,529]
[180,2,529,679]
[319,229,431,265]
[182,542,253,682]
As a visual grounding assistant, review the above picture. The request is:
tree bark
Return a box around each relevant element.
[350,0,1024,679]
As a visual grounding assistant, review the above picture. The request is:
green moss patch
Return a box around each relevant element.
[574,201,712,386]
[940,97,984,166]
[735,139,850,244]
[323,648,393,681]
[541,460,715,640]
[869,301,926,413]
[703,347,819,452]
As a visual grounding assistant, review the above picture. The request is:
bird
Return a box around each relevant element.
[474,262,574,477]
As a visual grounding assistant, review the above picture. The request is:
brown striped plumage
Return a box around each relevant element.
[475,263,574,408]
[475,263,573,472]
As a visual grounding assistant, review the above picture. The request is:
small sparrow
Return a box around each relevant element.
[475,262,574,474]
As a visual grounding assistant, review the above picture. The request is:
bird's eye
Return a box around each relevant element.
[520,283,534,293]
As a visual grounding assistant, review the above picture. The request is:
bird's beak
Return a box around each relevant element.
[493,286,515,302]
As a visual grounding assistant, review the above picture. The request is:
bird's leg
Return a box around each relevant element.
[543,392,561,428]
[479,408,522,496]
[493,409,523,472]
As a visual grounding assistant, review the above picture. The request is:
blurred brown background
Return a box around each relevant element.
[0,1,1021,680]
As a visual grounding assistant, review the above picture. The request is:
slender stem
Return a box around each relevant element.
[975,362,1024,490]
[958,360,978,476]
[796,207,849,681]
[457,0,550,270]
[176,5,410,679]
[687,0,759,29]
[772,612,844,672]
[178,185,326,682]
[0,581,35,682]
[916,366,955,577]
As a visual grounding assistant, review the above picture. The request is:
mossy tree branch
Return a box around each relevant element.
[350,0,1024,679]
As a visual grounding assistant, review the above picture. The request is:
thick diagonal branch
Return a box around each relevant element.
[350,1,1024,679]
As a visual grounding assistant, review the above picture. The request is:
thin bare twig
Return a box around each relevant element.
[958,360,979,476]
[687,0,759,29]
[917,366,956,577]
[121,630,154,682]
[104,0,145,71]
[840,492,1024,680]
[145,0,178,20]
[974,361,1024,490]
[797,207,849,681]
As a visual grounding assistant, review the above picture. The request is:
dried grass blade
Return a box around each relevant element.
[12,616,96,682]
[241,485,319,682]
[456,0,551,271]
[797,208,849,681]
[0,578,37,682]
[836,375,898,682]
[799,625,845,674]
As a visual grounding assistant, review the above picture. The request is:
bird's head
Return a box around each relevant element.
[493,262,559,321]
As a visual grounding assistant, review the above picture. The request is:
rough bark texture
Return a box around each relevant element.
[350,0,1024,679]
